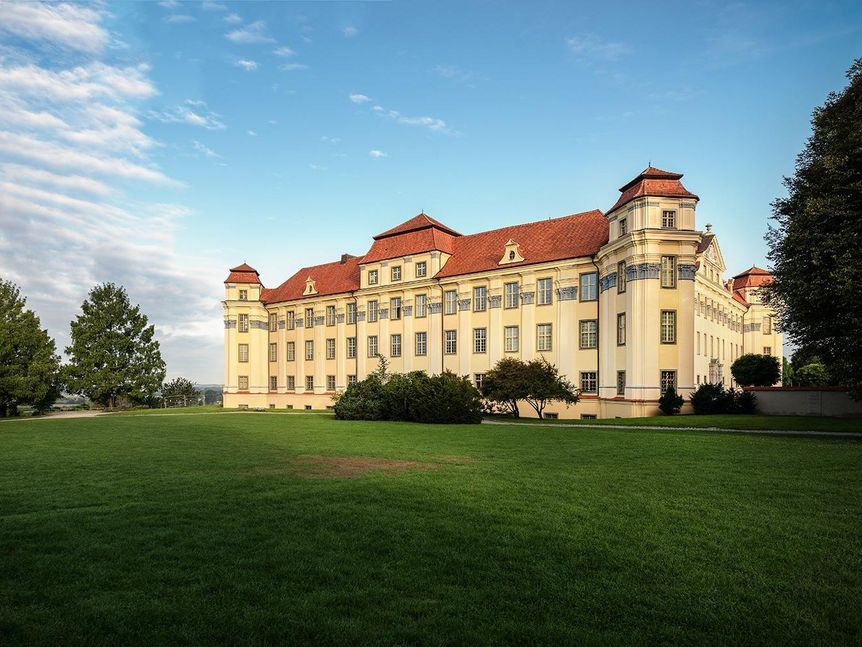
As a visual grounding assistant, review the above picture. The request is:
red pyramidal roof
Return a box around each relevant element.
[732,266,774,290]
[609,166,699,213]
[363,213,460,263]
[225,263,262,284]
[373,213,462,239]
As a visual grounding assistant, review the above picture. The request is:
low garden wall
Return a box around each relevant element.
[744,387,862,417]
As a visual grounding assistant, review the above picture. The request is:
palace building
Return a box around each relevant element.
[223,166,782,418]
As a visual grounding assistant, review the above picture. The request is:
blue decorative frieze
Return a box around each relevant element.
[520,291,535,305]
[678,264,697,281]
[458,299,471,311]
[429,302,443,314]
[489,295,502,309]
[600,273,618,293]
[251,320,268,330]
[278,319,285,329]
[379,308,389,319]
[314,316,325,326]
[556,287,578,301]
[224,319,236,329]
[295,317,304,327]
[380,260,389,267]
[403,305,413,317]
[336,314,345,324]
[744,323,761,333]
[627,262,661,281]
[356,312,366,322]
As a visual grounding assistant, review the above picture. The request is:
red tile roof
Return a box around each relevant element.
[225,263,262,284]
[696,233,714,254]
[260,256,361,304]
[435,210,608,278]
[363,226,457,263]
[732,266,774,291]
[374,213,461,239]
[609,166,699,213]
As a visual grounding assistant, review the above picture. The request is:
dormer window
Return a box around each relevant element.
[303,276,318,296]
[499,239,524,265]
[238,289,248,301]
[368,269,378,285]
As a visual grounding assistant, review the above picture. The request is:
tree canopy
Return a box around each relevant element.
[65,283,166,409]
[730,354,781,387]
[481,357,579,419]
[764,58,862,398]
[0,280,61,416]
[162,377,199,406]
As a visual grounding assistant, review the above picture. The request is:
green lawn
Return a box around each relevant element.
[1,414,860,644]
[486,413,862,432]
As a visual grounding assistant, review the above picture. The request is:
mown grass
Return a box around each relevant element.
[487,413,862,432]
[0,414,859,644]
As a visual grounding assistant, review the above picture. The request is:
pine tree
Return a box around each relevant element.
[0,279,61,416]
[162,377,199,407]
[765,59,862,398]
[65,283,166,409]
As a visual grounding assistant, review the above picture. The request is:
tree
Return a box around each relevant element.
[0,280,61,416]
[162,377,199,407]
[764,58,862,399]
[795,362,829,387]
[731,353,781,387]
[65,283,166,409]
[521,358,579,419]
[480,357,530,417]
[204,388,222,405]
[658,387,683,415]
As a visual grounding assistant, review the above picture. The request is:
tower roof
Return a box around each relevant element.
[732,266,774,289]
[609,166,699,213]
[225,263,262,284]
[363,212,461,263]
[373,213,462,240]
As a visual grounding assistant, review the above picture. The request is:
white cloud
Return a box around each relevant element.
[166,14,195,24]
[1,163,115,197]
[158,0,179,8]
[321,136,341,144]
[191,140,221,159]
[342,25,359,38]
[235,59,258,71]
[224,13,242,24]
[281,63,307,71]
[565,34,631,62]
[201,0,227,10]
[0,63,156,102]
[432,64,473,83]
[0,2,108,53]
[226,20,275,44]
[368,149,387,158]
[273,46,295,57]
[349,93,371,103]
[370,104,453,134]
[149,101,226,130]
[247,130,257,137]
[309,163,326,171]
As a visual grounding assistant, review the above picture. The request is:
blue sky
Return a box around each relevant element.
[0,1,859,383]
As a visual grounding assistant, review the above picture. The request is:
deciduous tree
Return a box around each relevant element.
[731,353,781,387]
[480,357,530,417]
[522,358,579,419]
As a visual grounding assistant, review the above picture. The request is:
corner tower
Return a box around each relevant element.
[223,263,268,404]
[596,167,702,416]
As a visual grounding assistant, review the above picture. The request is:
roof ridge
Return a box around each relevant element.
[458,209,604,240]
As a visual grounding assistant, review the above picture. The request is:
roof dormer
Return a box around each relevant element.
[303,276,318,296]
[498,239,524,265]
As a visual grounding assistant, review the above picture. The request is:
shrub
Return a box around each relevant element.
[795,362,829,387]
[333,374,386,420]
[731,354,781,387]
[658,387,684,415]
[689,383,758,415]
[736,390,758,414]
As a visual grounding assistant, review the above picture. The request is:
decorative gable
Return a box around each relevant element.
[303,276,318,296]
[498,239,524,265]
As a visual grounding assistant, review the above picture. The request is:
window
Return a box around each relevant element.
[305,375,314,391]
[661,256,677,288]
[416,261,427,278]
[238,314,249,332]
[537,278,553,305]
[287,375,295,390]
[504,326,519,352]
[286,311,295,330]
[415,332,427,356]
[326,305,335,326]
[697,332,701,355]
[473,328,487,353]
[238,343,249,362]
[390,297,402,320]
[509,250,516,261]
[662,210,677,229]
[660,370,677,393]
[581,414,597,420]
[269,312,278,332]
[763,346,772,356]
[474,374,485,390]
[544,412,559,419]
[619,218,627,236]
[347,337,356,359]
[367,300,378,322]
[762,316,772,335]
[415,294,427,318]
[326,338,335,360]
[367,335,378,357]
[617,371,626,396]
[617,313,626,345]
[305,307,314,328]
[287,341,295,361]
[269,376,278,392]
[580,273,597,301]
[368,269,378,285]
[238,375,248,390]
[537,323,552,352]
[504,282,519,309]
[444,330,457,354]
[473,286,487,312]
[269,342,277,362]
[347,375,357,386]
[580,371,597,394]
[617,261,627,293]
[391,266,401,281]
[326,375,336,391]
[660,310,677,344]
[579,320,598,349]
[239,289,248,301]
[347,303,356,325]
[304,340,314,360]
[444,290,457,314]
[390,334,402,357]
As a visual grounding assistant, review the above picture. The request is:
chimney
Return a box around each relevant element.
[340,253,355,264]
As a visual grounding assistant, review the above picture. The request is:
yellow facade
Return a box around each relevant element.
[223,167,782,418]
